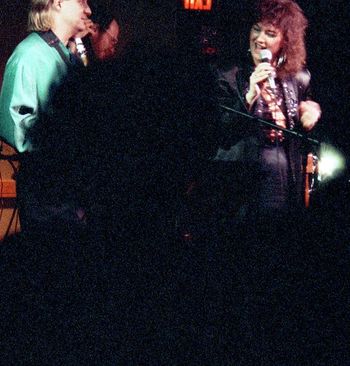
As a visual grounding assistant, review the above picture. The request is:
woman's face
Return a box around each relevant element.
[249,22,283,66]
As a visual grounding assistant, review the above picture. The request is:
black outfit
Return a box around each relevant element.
[212,61,314,218]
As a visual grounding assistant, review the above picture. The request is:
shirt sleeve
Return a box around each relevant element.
[10,59,39,152]
[0,56,39,152]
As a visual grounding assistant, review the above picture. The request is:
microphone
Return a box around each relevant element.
[75,37,89,66]
[259,49,276,90]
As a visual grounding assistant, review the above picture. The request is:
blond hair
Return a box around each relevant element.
[27,0,54,32]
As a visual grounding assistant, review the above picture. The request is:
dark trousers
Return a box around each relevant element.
[16,154,85,235]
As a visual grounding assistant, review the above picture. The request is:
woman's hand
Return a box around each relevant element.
[299,100,321,131]
[246,62,275,106]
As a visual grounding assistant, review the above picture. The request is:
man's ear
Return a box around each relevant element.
[52,0,62,11]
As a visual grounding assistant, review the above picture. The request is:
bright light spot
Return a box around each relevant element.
[318,143,346,181]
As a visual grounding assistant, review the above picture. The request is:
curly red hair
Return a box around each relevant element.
[254,0,308,77]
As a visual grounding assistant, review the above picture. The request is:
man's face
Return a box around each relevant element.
[91,19,119,61]
[60,0,92,36]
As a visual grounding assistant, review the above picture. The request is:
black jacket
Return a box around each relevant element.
[213,61,314,204]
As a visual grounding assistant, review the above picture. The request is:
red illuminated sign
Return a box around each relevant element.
[183,0,212,11]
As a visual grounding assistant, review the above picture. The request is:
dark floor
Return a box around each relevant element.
[0,184,349,365]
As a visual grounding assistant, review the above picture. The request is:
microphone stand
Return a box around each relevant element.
[219,104,320,147]
[219,103,323,209]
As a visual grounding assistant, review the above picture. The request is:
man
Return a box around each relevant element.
[89,12,120,61]
[0,0,91,232]
[70,3,120,63]
[0,0,91,152]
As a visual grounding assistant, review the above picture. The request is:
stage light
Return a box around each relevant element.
[317,143,346,182]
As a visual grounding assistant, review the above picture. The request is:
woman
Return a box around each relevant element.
[214,0,321,219]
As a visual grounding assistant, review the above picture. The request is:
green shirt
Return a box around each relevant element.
[0,32,72,152]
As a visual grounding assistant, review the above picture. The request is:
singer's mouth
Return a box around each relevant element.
[255,43,266,50]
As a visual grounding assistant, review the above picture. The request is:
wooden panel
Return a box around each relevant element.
[0,198,20,241]
[0,179,16,198]
[1,141,19,199]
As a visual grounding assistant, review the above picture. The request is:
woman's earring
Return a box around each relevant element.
[277,53,286,67]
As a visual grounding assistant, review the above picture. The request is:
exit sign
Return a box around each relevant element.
[183,0,212,11]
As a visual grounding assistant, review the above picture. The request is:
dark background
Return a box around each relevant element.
[0,3,349,362]
[1,0,349,158]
